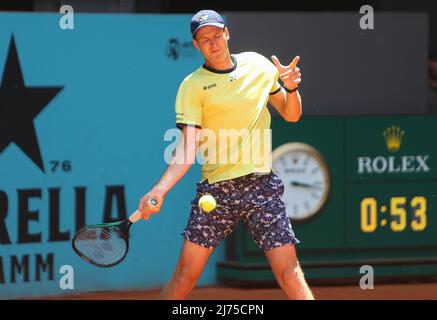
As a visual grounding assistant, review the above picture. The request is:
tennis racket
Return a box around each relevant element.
[72,198,158,268]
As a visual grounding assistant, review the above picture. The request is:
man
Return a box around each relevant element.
[138,9,314,300]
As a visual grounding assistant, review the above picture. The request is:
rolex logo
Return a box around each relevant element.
[383,126,404,152]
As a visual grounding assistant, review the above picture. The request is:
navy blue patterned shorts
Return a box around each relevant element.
[181,172,300,252]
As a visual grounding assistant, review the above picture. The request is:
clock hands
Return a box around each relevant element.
[290,181,323,190]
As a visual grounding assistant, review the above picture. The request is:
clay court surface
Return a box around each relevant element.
[42,280,437,300]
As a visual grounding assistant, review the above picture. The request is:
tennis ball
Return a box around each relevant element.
[198,194,217,213]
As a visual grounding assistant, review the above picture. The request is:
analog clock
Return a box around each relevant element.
[272,142,330,222]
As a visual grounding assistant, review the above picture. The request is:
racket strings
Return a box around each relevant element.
[73,225,128,266]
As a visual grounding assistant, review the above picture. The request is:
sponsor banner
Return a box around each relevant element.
[0,13,225,299]
[345,116,437,181]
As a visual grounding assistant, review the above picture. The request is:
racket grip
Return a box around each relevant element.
[129,210,143,223]
[129,199,158,223]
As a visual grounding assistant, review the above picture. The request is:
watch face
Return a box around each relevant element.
[272,143,330,222]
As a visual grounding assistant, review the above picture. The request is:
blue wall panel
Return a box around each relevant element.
[0,13,225,299]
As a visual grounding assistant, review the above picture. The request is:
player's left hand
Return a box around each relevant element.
[271,55,301,90]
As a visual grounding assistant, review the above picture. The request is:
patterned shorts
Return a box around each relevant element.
[181,172,300,252]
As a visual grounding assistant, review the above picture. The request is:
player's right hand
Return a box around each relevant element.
[138,192,163,220]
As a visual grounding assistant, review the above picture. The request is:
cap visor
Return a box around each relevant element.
[193,22,225,36]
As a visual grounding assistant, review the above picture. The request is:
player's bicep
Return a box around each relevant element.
[267,63,284,113]
[171,125,202,164]
[181,125,202,149]
[175,80,203,128]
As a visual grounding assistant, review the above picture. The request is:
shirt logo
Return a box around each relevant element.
[203,83,217,90]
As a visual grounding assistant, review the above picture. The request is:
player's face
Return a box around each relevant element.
[193,26,230,62]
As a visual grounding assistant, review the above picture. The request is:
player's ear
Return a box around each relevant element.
[192,37,200,50]
[224,27,230,40]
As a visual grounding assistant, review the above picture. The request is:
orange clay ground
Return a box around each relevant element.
[40,280,437,300]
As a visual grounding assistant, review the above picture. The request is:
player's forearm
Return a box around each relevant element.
[282,90,302,122]
[151,128,199,195]
[151,161,193,196]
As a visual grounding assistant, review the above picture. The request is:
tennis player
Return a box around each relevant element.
[138,9,314,300]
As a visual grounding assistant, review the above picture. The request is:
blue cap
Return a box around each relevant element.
[190,10,225,37]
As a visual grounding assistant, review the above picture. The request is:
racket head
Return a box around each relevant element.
[72,220,132,268]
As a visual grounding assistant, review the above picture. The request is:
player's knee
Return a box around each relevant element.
[174,265,200,289]
[174,274,198,292]
[279,264,304,288]
[173,275,196,291]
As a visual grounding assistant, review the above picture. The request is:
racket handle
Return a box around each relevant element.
[129,210,143,223]
[128,198,159,223]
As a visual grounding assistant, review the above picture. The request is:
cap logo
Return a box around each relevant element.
[199,14,208,22]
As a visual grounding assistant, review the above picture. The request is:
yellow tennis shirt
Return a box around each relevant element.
[175,52,281,183]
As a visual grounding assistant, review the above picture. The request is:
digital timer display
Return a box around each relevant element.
[360,196,427,233]
[345,182,436,248]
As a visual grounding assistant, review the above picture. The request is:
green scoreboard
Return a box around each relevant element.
[217,115,437,284]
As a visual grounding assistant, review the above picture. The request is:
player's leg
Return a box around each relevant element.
[161,179,239,299]
[244,172,314,299]
[265,244,314,300]
[159,240,213,300]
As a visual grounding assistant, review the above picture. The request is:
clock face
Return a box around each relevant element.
[272,143,330,222]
